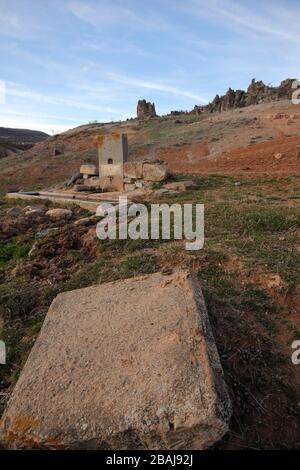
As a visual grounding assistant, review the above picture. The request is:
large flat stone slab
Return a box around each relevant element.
[0,271,231,449]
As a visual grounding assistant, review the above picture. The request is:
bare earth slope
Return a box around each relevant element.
[0,100,299,194]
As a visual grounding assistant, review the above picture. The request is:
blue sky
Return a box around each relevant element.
[0,0,299,134]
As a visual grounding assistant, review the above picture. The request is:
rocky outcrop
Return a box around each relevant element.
[137,99,157,119]
[192,78,297,115]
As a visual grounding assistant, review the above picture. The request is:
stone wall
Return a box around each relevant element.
[78,161,168,193]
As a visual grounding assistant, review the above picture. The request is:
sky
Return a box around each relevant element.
[0,0,299,134]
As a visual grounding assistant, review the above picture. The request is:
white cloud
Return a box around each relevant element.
[0,109,79,123]
[0,0,47,39]
[66,0,169,31]
[6,82,128,116]
[106,72,207,103]
[178,0,300,43]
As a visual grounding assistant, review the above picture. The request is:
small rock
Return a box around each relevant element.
[46,209,72,221]
[164,180,196,191]
[7,207,22,217]
[135,180,145,189]
[26,209,45,217]
[74,218,94,227]
[274,153,284,160]
[154,189,179,196]
[36,228,60,238]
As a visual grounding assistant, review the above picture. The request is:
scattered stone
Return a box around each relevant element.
[135,180,145,189]
[84,177,100,189]
[36,227,60,238]
[164,180,196,191]
[274,153,284,160]
[0,271,231,449]
[74,217,95,227]
[80,164,98,176]
[26,209,45,217]
[137,99,157,119]
[7,207,22,217]
[234,182,241,186]
[124,183,136,192]
[143,163,168,182]
[46,208,72,221]
[153,189,180,196]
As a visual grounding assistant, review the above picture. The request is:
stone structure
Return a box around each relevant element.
[0,271,231,450]
[137,99,157,119]
[77,133,168,193]
[80,164,98,176]
[97,133,128,192]
[122,161,168,190]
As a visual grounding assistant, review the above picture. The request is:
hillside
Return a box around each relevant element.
[0,99,299,194]
[0,127,49,159]
[0,85,300,450]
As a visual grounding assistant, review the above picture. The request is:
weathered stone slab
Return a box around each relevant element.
[124,162,143,179]
[143,163,167,182]
[80,164,98,176]
[0,271,231,450]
